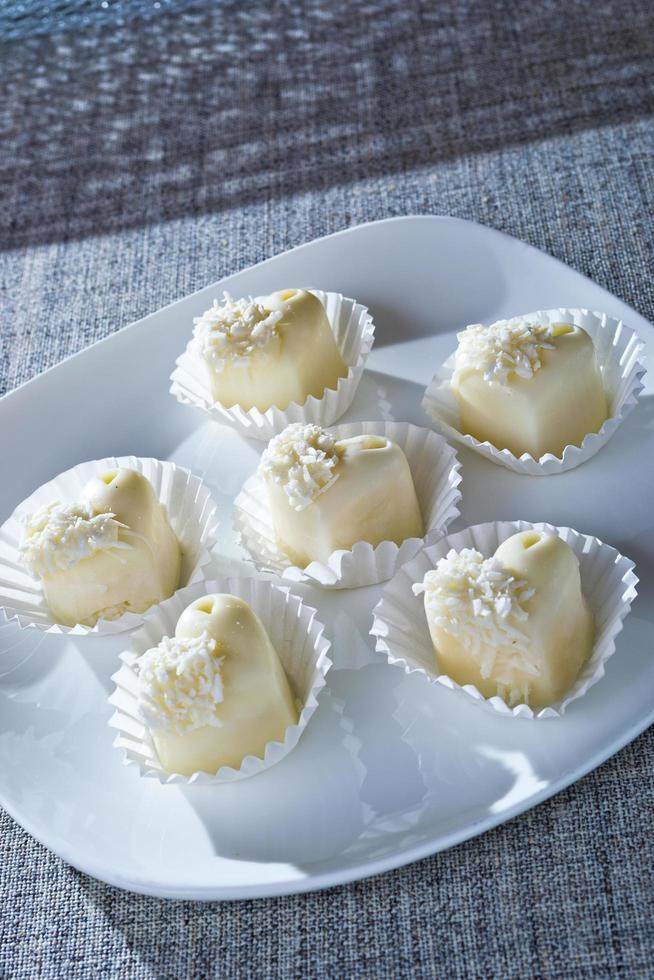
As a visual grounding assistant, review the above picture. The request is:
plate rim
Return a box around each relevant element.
[2,702,651,901]
[3,213,652,409]
[1,213,653,900]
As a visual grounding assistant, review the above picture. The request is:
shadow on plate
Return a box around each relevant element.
[175,661,558,872]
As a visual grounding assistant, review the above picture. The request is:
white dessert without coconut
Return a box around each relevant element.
[260,423,424,566]
[191,288,346,411]
[451,318,607,458]
[21,468,180,627]
[414,530,594,709]
[137,593,297,776]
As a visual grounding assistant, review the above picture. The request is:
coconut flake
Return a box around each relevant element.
[191,292,284,371]
[259,422,342,511]
[21,502,129,577]
[413,548,538,703]
[137,630,225,735]
[454,318,556,385]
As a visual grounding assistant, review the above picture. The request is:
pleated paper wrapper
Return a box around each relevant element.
[371,520,638,720]
[108,576,332,784]
[233,421,462,590]
[422,309,646,475]
[0,456,219,635]
[170,289,375,441]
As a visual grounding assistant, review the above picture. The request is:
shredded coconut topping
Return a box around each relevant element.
[21,502,129,577]
[260,422,342,510]
[454,318,556,385]
[413,548,538,704]
[137,631,225,735]
[191,291,284,371]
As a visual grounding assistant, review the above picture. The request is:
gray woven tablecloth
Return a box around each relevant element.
[1,1,654,977]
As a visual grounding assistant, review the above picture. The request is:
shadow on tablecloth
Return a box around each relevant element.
[2,0,654,251]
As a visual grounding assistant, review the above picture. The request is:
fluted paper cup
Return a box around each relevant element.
[371,520,638,719]
[170,289,375,441]
[108,576,332,784]
[422,309,646,475]
[233,421,462,590]
[0,456,219,635]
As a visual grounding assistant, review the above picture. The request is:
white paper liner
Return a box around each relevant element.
[422,309,646,475]
[371,520,638,720]
[0,456,219,635]
[233,421,462,590]
[108,576,332,784]
[170,289,376,441]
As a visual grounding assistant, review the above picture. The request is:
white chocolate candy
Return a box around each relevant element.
[451,319,608,458]
[416,531,594,709]
[261,423,424,567]
[138,593,297,776]
[21,468,180,627]
[192,288,346,411]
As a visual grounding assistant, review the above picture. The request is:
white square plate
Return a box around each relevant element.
[1,216,652,900]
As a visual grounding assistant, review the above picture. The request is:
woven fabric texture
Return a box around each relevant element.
[1,1,654,977]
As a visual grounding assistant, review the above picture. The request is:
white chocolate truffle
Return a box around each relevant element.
[415,531,594,709]
[21,468,181,627]
[138,593,298,776]
[260,423,424,566]
[192,288,346,411]
[451,319,608,458]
